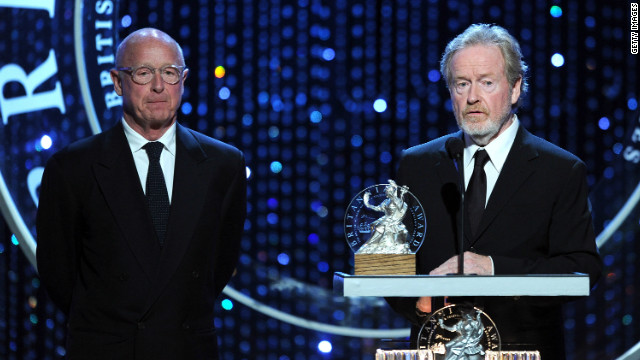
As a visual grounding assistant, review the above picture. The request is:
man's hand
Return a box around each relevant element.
[429,251,493,275]
[416,296,432,314]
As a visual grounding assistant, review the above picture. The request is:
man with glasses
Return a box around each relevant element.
[36,28,246,359]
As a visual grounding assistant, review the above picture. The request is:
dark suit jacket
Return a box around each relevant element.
[386,125,602,360]
[36,122,246,360]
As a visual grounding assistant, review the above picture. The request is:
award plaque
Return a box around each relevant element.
[344,180,426,275]
[417,304,501,360]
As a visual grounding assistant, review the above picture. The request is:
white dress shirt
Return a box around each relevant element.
[463,115,520,207]
[122,119,176,204]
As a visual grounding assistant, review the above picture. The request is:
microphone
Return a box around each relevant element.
[445,137,465,275]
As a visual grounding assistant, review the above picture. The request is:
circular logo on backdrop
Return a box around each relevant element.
[0,0,121,268]
[417,304,501,356]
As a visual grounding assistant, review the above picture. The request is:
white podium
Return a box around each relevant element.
[333,272,590,297]
[333,272,589,359]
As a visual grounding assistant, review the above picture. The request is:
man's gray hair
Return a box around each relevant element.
[440,24,528,108]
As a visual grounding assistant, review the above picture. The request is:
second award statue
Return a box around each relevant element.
[344,180,426,275]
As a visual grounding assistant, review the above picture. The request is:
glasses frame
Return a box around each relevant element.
[116,65,188,85]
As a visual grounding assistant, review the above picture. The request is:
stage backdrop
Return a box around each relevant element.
[1,0,639,359]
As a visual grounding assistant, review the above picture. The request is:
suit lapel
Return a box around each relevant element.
[470,126,539,247]
[435,132,464,185]
[92,123,160,279]
[435,132,465,253]
[143,124,210,310]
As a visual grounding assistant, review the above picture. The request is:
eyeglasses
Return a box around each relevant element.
[116,65,187,85]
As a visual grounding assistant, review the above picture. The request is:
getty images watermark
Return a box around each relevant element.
[632,3,639,54]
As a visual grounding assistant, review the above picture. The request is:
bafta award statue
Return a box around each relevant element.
[358,180,410,254]
[344,180,426,275]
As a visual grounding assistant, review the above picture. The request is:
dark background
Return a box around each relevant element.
[1,0,640,359]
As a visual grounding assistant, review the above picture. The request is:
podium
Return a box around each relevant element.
[333,272,590,297]
[333,272,590,359]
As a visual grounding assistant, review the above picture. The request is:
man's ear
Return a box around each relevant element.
[110,69,123,96]
[511,76,522,105]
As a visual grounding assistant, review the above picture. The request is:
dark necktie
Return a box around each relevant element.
[465,149,490,238]
[143,142,170,246]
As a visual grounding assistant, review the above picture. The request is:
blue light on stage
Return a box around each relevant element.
[585,16,596,28]
[267,213,279,225]
[257,91,269,105]
[181,102,192,115]
[613,143,624,154]
[270,161,283,173]
[219,87,230,100]
[380,151,392,164]
[350,135,363,147]
[628,98,638,110]
[373,98,387,113]
[268,126,279,138]
[317,340,332,353]
[322,48,335,61]
[245,166,252,179]
[332,310,345,321]
[197,103,207,116]
[55,347,66,357]
[277,253,290,265]
[317,261,329,272]
[11,235,18,246]
[221,299,234,311]
[121,15,132,28]
[307,233,319,245]
[267,198,278,209]
[599,117,610,130]
[604,167,614,179]
[40,135,52,150]
[550,5,563,18]
[428,70,441,83]
[295,93,307,106]
[242,114,253,126]
[551,53,565,67]
[310,110,322,123]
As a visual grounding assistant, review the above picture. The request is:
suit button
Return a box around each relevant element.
[192,271,200,279]
[137,322,145,330]
[119,273,129,281]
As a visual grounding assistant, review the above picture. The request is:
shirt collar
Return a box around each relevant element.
[463,114,519,173]
[122,118,177,156]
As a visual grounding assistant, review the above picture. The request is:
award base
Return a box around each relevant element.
[375,349,541,360]
[354,254,415,275]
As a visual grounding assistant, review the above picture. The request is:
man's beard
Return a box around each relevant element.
[455,99,513,147]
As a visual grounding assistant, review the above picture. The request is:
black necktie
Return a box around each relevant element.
[465,149,490,238]
[143,142,170,246]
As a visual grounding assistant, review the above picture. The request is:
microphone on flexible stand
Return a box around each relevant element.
[445,137,465,275]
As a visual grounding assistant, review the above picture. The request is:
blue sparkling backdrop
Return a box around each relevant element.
[1,0,640,359]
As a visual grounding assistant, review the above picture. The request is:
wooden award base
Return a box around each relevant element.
[354,254,415,275]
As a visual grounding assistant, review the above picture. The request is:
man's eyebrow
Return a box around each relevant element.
[454,72,499,81]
